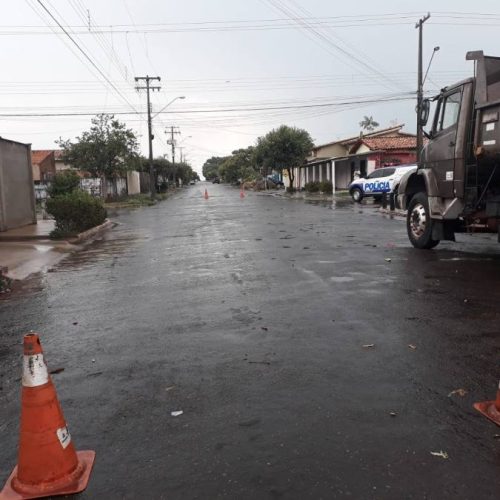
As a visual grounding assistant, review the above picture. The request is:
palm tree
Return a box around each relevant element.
[359,116,379,132]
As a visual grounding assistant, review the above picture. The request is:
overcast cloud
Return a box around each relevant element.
[1,0,500,175]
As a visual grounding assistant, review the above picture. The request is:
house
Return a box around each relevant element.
[0,138,36,231]
[54,150,141,197]
[31,150,56,184]
[290,124,418,191]
[54,150,73,173]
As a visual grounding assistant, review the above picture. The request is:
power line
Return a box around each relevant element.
[0,94,418,117]
[32,0,139,113]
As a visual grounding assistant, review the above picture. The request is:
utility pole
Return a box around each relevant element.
[135,75,161,198]
[415,13,430,165]
[166,126,181,186]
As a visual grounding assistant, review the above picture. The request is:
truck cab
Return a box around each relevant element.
[399,51,500,248]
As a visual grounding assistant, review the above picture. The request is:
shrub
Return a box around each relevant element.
[319,180,333,194]
[46,190,107,238]
[305,181,321,193]
[47,170,80,197]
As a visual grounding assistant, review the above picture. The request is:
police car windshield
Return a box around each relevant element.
[367,168,395,179]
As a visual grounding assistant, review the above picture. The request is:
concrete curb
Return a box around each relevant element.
[69,219,114,244]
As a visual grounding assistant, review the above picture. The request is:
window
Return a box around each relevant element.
[368,168,395,179]
[380,168,395,177]
[367,170,381,179]
[439,91,461,131]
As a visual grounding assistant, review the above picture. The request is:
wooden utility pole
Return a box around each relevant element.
[135,75,161,197]
[167,126,181,186]
[416,13,430,165]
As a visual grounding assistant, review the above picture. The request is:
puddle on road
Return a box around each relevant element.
[330,276,355,283]
[439,257,494,262]
[47,232,147,273]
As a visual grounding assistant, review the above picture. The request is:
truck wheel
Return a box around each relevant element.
[351,188,363,203]
[407,192,439,249]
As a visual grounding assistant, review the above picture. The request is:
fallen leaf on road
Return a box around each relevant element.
[494,434,500,439]
[430,450,449,459]
[408,344,417,350]
[49,367,65,375]
[261,327,268,331]
[385,258,392,262]
[362,344,375,349]
[165,386,176,392]
[448,388,467,397]
[171,411,183,417]
[389,412,397,417]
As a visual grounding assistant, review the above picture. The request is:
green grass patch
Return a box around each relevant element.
[104,193,166,208]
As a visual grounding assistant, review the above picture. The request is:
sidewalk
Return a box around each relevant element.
[0,219,113,281]
[0,220,55,241]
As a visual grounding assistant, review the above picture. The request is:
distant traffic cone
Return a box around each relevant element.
[1,333,95,499]
[474,380,500,426]
[204,189,209,200]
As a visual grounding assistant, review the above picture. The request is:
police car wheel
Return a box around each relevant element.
[406,192,439,249]
[351,188,363,202]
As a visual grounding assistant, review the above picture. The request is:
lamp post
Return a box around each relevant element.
[152,96,185,119]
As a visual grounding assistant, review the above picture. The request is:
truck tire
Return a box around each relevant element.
[351,188,363,203]
[406,192,440,249]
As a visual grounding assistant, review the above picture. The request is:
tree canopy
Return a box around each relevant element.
[218,147,258,184]
[202,156,228,180]
[255,125,313,191]
[359,115,379,132]
[57,114,140,183]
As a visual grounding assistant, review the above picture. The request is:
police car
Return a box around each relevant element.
[348,165,417,203]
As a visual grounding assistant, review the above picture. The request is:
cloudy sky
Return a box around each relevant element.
[2,1,500,176]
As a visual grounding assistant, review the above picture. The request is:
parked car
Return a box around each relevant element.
[266,174,284,187]
[212,177,220,184]
[348,165,417,203]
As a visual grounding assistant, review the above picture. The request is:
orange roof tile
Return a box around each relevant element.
[31,150,54,165]
[352,136,417,152]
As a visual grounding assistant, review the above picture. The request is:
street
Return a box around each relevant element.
[1,182,499,499]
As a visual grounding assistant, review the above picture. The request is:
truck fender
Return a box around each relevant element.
[398,169,439,209]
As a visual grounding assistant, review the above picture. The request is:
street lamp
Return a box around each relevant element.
[152,96,186,118]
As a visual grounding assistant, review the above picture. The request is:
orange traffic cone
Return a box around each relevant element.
[474,381,500,426]
[204,189,209,200]
[1,333,95,499]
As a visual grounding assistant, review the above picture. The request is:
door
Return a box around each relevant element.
[426,89,462,198]
[360,159,367,178]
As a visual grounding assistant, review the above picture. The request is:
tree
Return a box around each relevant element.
[202,156,228,180]
[176,162,196,185]
[140,156,173,191]
[47,170,80,197]
[255,125,313,192]
[218,147,258,184]
[359,115,379,132]
[57,114,140,198]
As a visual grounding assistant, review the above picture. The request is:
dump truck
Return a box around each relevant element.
[398,51,500,248]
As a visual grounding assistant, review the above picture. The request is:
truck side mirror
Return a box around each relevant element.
[420,99,430,126]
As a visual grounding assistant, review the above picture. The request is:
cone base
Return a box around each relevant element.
[0,450,96,500]
[474,401,500,426]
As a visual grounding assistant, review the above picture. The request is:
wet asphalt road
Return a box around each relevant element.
[0,183,499,499]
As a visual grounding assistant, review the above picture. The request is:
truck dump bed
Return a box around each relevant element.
[467,51,500,162]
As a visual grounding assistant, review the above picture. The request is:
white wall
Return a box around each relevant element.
[127,171,141,195]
